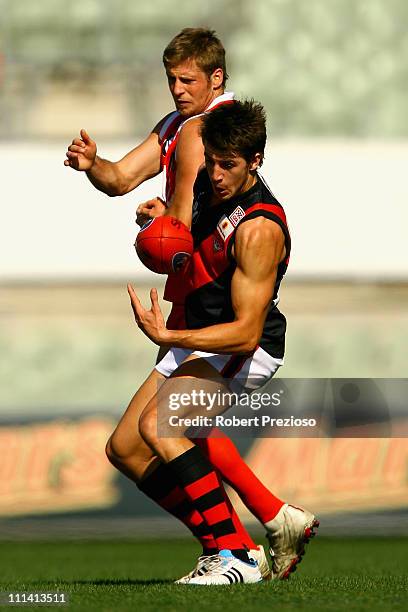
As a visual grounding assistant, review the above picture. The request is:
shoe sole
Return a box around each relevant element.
[187,577,263,586]
[280,518,320,580]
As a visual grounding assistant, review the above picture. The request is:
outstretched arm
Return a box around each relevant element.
[128,216,286,353]
[64,116,171,197]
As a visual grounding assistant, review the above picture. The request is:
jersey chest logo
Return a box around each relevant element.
[217,215,234,241]
[229,205,245,227]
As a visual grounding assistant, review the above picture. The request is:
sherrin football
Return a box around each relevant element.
[135,215,193,274]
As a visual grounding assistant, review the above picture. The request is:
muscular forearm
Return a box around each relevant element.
[163,202,192,229]
[86,156,128,197]
[163,320,259,354]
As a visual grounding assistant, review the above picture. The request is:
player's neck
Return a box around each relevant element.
[206,88,225,109]
[241,172,258,194]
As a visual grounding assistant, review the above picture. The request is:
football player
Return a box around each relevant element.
[65,29,317,581]
[128,100,318,585]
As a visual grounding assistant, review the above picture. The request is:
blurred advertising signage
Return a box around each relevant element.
[0,418,118,517]
[230,438,408,515]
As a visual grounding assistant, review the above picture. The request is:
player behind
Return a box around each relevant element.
[64,29,314,580]
[127,100,318,585]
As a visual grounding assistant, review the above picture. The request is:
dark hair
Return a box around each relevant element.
[201,100,266,164]
[163,28,228,86]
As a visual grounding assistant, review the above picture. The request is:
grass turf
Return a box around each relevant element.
[0,537,407,611]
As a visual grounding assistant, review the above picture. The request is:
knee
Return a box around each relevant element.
[105,434,121,467]
[138,410,159,453]
[105,430,144,468]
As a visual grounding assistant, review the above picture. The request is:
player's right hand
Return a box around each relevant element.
[64,129,97,171]
[136,197,166,227]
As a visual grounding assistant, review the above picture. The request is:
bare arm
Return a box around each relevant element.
[86,132,162,196]
[64,117,170,197]
[163,117,205,227]
[128,216,286,353]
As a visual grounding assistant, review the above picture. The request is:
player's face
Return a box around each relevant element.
[166,60,223,117]
[204,147,261,201]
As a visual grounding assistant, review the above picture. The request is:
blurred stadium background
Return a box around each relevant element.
[0,0,407,539]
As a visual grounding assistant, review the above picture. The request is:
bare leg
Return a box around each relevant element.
[105,367,165,482]
[138,353,226,461]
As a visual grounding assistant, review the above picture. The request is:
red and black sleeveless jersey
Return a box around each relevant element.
[185,170,291,359]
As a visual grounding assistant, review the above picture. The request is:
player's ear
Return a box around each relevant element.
[249,153,262,171]
[210,68,223,90]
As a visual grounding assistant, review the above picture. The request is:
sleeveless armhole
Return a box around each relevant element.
[158,111,180,143]
[226,209,291,262]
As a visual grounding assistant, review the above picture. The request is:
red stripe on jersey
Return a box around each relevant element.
[184,471,219,500]
[244,203,288,228]
[206,99,234,112]
[163,137,180,202]
[239,202,291,264]
[159,114,184,203]
[166,303,186,330]
[221,355,248,379]
[191,232,230,288]
[189,253,213,289]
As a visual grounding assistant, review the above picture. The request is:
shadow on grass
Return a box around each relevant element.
[19,578,174,587]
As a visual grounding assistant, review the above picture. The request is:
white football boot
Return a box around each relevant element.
[264,503,319,579]
[176,545,270,584]
[187,549,262,585]
[175,554,220,584]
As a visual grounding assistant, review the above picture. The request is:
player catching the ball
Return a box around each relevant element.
[127,100,317,585]
[65,29,317,581]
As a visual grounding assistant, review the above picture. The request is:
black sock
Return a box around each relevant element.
[231,549,251,563]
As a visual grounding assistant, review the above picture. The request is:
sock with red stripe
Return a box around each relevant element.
[196,431,284,524]
[139,461,257,553]
[220,482,257,551]
[138,463,217,554]
[167,445,250,563]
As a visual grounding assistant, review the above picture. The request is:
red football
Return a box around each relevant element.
[135,215,193,274]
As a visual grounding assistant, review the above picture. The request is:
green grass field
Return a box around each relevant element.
[1,538,407,611]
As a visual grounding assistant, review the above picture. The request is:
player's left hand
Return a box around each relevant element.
[136,197,166,227]
[127,284,169,346]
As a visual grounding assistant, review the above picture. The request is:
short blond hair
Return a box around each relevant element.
[163,28,228,86]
